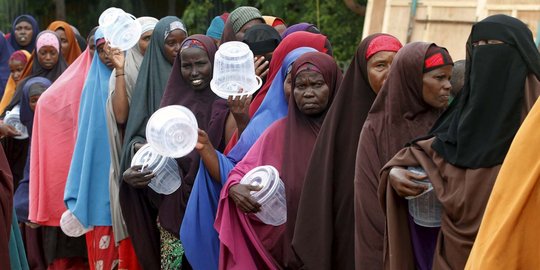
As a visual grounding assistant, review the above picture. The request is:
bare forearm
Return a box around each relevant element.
[112,69,129,124]
[199,146,221,183]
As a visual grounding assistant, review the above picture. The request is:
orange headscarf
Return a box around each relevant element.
[47,21,82,65]
[0,50,31,115]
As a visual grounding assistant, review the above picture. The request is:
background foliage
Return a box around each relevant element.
[0,0,366,66]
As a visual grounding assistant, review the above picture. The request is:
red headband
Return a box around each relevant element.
[365,35,403,60]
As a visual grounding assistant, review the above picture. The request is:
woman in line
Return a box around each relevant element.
[180,33,330,270]
[7,15,39,53]
[380,14,540,270]
[0,50,30,115]
[215,51,342,269]
[118,16,187,269]
[28,31,93,270]
[182,46,317,270]
[3,30,67,189]
[355,42,453,269]
[47,21,82,65]
[63,29,118,270]
[105,16,158,270]
[293,33,402,270]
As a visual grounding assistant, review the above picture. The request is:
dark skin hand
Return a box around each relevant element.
[0,123,21,138]
[123,165,155,188]
[254,56,269,79]
[227,93,252,136]
[388,167,429,197]
[229,183,262,213]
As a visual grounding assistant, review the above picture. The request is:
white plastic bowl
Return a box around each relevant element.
[211,41,262,99]
[98,7,141,51]
[60,210,93,237]
[4,105,28,140]
[240,165,286,226]
[131,144,181,195]
[406,166,442,227]
[146,105,198,158]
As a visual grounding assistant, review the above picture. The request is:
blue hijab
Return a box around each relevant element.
[64,29,113,227]
[180,47,317,270]
[7,15,39,52]
[0,32,14,95]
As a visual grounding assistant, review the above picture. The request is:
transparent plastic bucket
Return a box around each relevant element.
[240,165,286,226]
[211,41,262,99]
[146,105,198,158]
[98,7,141,51]
[60,210,93,237]
[406,166,442,227]
[131,144,181,195]
[4,105,28,140]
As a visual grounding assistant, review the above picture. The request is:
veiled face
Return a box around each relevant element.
[180,47,212,91]
[138,30,153,56]
[422,65,453,109]
[55,28,70,60]
[37,46,59,69]
[235,19,264,41]
[293,70,330,116]
[15,21,33,46]
[367,51,396,94]
[164,30,187,64]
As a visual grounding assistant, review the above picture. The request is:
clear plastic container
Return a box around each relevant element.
[406,166,442,227]
[211,41,263,99]
[146,105,198,158]
[98,7,141,51]
[131,144,181,195]
[240,165,286,226]
[4,105,28,140]
[60,210,93,237]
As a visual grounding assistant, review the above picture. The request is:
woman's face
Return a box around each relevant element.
[283,72,292,101]
[29,94,41,111]
[88,35,96,59]
[293,70,330,116]
[9,59,25,82]
[138,30,153,56]
[97,43,114,69]
[14,21,33,46]
[367,51,396,94]
[55,29,70,60]
[37,46,59,69]
[422,65,453,109]
[180,47,212,91]
[164,30,187,64]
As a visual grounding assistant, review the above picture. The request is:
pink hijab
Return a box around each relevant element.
[28,48,92,225]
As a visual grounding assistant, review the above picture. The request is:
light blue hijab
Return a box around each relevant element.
[180,47,317,270]
[64,28,113,227]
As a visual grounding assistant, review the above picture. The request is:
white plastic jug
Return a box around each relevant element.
[98,7,141,51]
[4,105,28,140]
[131,144,181,195]
[60,210,93,237]
[406,166,442,227]
[146,105,198,158]
[240,165,286,226]
[211,41,262,99]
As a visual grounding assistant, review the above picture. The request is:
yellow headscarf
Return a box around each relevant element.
[0,50,31,115]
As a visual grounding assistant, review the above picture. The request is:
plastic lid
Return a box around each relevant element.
[4,106,28,140]
[210,76,262,99]
[146,105,198,158]
[240,165,280,204]
[59,210,93,237]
